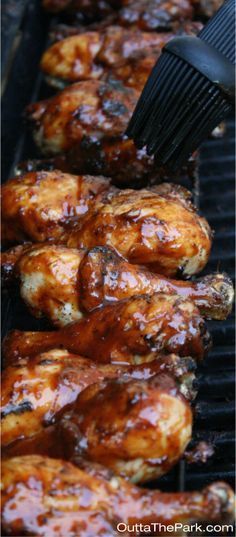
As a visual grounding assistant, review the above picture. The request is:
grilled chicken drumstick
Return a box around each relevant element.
[58,373,192,482]
[1,350,196,451]
[63,184,212,276]
[78,246,233,319]
[2,244,233,326]
[41,27,170,89]
[1,170,111,243]
[3,293,211,365]
[41,24,200,90]
[26,79,136,157]
[25,80,197,185]
[1,180,212,277]
[2,455,235,536]
[2,182,211,276]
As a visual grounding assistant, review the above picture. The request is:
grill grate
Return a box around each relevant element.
[183,118,235,493]
[1,0,235,506]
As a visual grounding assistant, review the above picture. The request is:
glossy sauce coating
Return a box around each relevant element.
[65,184,212,277]
[3,292,211,365]
[1,182,212,277]
[59,373,192,482]
[41,32,104,86]
[2,456,235,536]
[2,243,233,327]
[1,170,111,243]
[41,27,174,90]
[26,79,139,155]
[1,351,196,452]
[25,79,197,185]
[42,22,202,91]
[79,246,233,319]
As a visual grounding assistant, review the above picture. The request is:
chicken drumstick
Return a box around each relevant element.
[2,181,212,277]
[1,170,111,243]
[2,244,233,326]
[41,26,199,91]
[3,293,211,365]
[58,373,192,482]
[25,80,197,185]
[2,455,235,536]
[1,350,196,450]
[64,184,212,276]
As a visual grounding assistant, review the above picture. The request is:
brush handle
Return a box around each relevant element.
[126,0,235,170]
[164,0,235,105]
[199,0,235,63]
[165,36,235,103]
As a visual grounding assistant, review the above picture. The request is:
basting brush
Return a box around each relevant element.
[126,0,235,171]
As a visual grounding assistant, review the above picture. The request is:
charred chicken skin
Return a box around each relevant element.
[1,350,196,451]
[1,181,212,277]
[2,456,235,536]
[2,244,233,326]
[58,373,192,482]
[1,170,111,243]
[25,79,196,185]
[26,79,138,156]
[3,293,211,365]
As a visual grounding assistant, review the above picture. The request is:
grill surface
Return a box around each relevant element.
[1,0,235,511]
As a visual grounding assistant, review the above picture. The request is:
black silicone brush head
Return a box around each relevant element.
[126,0,235,171]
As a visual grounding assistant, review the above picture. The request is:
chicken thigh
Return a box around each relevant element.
[2,456,235,536]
